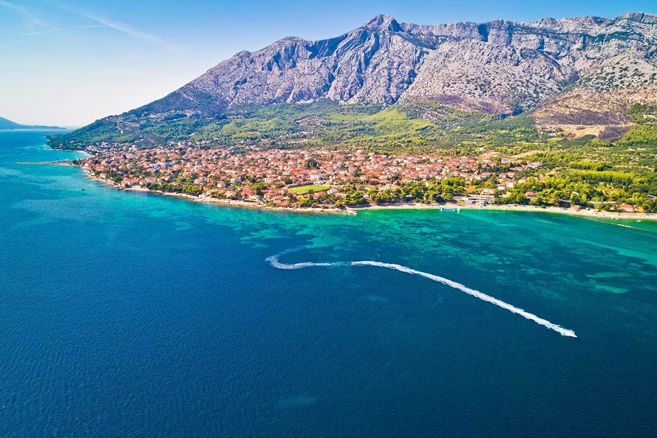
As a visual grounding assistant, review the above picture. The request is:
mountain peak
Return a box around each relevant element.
[364,14,402,32]
[617,11,657,23]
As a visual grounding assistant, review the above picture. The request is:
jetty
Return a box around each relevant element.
[16,160,75,166]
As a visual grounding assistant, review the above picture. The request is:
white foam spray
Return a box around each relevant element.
[266,248,577,338]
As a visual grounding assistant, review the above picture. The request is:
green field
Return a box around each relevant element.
[288,184,331,195]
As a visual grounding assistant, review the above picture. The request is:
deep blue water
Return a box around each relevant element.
[1,131,657,436]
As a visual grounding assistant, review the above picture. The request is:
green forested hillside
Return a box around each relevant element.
[48,99,544,152]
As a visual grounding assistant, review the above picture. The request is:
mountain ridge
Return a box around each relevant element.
[54,12,657,148]
[159,11,657,113]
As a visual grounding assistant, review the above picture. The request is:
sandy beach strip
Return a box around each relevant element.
[352,202,657,221]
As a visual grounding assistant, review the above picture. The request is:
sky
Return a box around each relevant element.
[2,0,657,127]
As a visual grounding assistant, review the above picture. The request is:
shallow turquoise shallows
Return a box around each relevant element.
[1,131,657,436]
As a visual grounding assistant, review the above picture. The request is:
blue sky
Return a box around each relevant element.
[2,0,656,126]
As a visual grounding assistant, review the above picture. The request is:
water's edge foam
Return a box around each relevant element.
[266,248,577,338]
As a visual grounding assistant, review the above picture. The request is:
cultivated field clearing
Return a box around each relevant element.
[288,184,331,194]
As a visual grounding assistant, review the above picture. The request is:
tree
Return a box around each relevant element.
[345,190,366,206]
[182,184,202,196]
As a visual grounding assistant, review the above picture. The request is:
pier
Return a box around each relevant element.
[16,160,75,166]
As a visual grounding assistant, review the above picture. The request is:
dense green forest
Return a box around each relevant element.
[486,105,657,212]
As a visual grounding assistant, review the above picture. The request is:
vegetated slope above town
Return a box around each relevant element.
[52,12,657,149]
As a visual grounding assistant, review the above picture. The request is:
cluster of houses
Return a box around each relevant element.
[81,145,543,209]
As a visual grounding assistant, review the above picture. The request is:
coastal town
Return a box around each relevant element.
[77,143,545,211]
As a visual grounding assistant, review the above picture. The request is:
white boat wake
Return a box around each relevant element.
[266,248,577,338]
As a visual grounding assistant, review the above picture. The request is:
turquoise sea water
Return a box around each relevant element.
[1,131,657,436]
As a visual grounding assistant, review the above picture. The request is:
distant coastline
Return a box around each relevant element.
[0,116,65,131]
[0,128,66,132]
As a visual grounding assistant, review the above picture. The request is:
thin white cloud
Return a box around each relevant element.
[20,24,105,37]
[0,0,56,31]
[50,1,169,45]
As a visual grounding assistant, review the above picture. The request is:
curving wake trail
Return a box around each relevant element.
[266,248,577,338]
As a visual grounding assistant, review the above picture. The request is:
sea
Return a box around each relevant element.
[1,130,656,437]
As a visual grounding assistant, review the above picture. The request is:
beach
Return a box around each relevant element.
[352,202,657,221]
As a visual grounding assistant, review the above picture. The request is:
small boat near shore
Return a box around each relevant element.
[440,206,461,213]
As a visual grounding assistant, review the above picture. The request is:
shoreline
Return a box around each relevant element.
[80,169,656,222]
[352,202,657,221]
[83,169,348,215]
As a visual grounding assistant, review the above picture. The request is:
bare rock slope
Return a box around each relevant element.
[128,13,657,130]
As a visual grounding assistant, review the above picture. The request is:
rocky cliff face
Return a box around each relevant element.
[141,12,657,127]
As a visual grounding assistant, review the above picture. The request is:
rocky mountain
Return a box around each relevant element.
[152,13,657,119]
[59,12,657,147]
